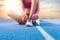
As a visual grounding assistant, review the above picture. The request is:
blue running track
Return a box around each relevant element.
[0,19,60,40]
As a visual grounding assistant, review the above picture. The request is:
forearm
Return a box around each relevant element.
[29,0,37,18]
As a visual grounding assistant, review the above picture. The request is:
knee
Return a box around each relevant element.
[17,15,27,25]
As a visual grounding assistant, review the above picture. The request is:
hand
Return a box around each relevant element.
[31,14,38,20]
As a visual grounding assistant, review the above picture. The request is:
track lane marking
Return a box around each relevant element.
[36,26,55,40]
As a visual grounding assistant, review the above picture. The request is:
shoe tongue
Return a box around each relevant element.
[27,18,32,22]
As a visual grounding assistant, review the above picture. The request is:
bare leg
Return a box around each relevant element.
[8,11,27,25]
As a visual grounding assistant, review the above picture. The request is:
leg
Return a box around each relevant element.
[8,11,27,25]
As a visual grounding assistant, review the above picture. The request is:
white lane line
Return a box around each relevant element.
[36,26,55,40]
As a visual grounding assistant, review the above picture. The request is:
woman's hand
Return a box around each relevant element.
[31,14,38,20]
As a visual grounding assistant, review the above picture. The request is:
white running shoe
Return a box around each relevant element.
[32,19,40,26]
[25,18,33,27]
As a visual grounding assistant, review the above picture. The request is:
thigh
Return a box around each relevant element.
[8,11,27,25]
